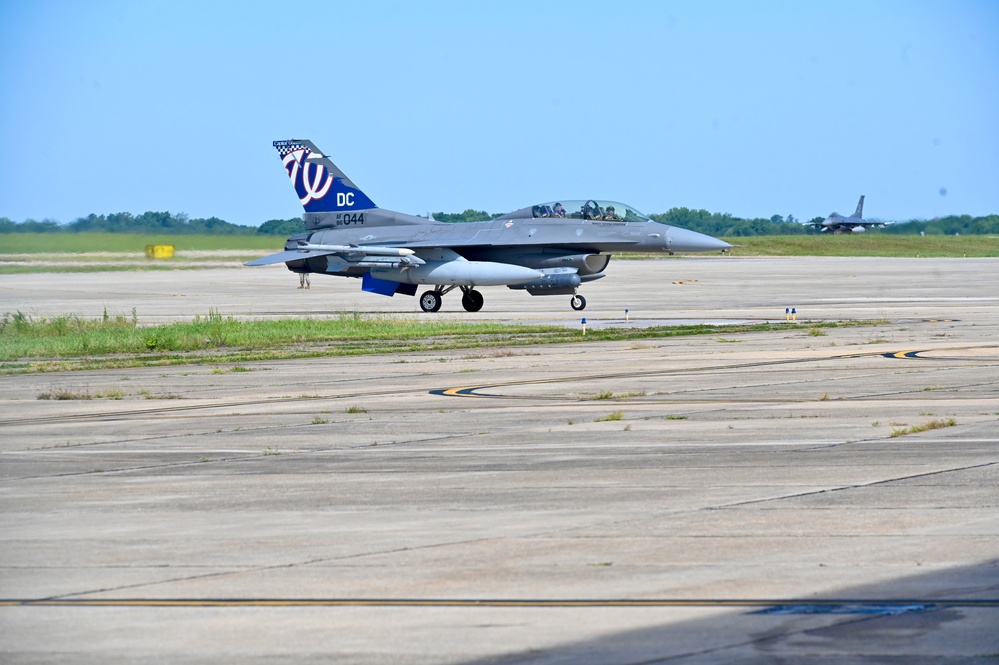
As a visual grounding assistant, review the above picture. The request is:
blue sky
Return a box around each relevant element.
[2,0,997,227]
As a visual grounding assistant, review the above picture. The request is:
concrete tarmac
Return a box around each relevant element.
[1,257,998,663]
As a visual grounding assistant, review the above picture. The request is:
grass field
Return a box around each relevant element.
[721,234,999,257]
[1,233,997,274]
[0,310,863,374]
[0,233,282,253]
[0,233,284,273]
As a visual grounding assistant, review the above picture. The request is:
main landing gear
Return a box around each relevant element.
[419,286,587,312]
[419,290,443,312]
[419,285,484,313]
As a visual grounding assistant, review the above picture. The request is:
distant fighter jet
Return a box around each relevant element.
[812,195,886,233]
[247,139,731,312]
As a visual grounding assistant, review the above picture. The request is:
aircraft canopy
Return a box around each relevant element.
[529,200,650,223]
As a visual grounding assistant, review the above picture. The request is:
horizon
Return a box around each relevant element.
[7,206,996,230]
[2,1,997,226]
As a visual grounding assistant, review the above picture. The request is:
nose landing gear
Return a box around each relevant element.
[460,288,484,312]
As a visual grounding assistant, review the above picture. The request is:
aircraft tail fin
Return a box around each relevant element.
[854,195,865,219]
[273,139,377,213]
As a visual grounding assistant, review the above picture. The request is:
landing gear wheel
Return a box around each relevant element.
[570,294,586,311]
[419,290,443,313]
[461,289,484,312]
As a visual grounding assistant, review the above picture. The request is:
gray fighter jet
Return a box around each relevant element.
[247,139,731,312]
[812,195,886,233]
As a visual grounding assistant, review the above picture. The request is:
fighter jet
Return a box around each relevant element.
[247,139,731,312]
[812,195,886,233]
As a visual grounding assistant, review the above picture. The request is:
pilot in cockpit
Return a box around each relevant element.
[553,202,566,218]
[604,205,621,221]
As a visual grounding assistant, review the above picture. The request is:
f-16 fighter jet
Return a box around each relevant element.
[812,195,887,233]
[247,139,731,312]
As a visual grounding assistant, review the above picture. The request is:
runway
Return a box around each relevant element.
[1,257,998,663]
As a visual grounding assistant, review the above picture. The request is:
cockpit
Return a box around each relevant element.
[529,200,650,223]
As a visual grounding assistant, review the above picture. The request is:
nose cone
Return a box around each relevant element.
[668,227,732,252]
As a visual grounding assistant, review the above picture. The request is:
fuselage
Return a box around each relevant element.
[294,206,728,273]
[822,214,865,233]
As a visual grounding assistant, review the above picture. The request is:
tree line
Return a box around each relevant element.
[0,211,261,235]
[2,209,997,236]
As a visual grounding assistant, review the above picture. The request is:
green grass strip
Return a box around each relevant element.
[4,233,998,265]
[0,233,281,253]
[0,311,866,374]
[719,234,999,257]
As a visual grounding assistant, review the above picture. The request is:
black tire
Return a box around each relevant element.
[419,290,443,312]
[461,289,484,312]
[570,294,586,311]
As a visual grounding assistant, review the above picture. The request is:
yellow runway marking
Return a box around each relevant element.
[434,345,999,398]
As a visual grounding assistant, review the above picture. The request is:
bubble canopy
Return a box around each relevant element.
[528,200,650,222]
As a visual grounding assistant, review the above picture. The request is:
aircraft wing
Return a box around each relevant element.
[245,243,425,268]
[245,249,332,266]
[837,220,888,229]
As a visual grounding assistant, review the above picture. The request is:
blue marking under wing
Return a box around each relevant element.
[362,274,416,297]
